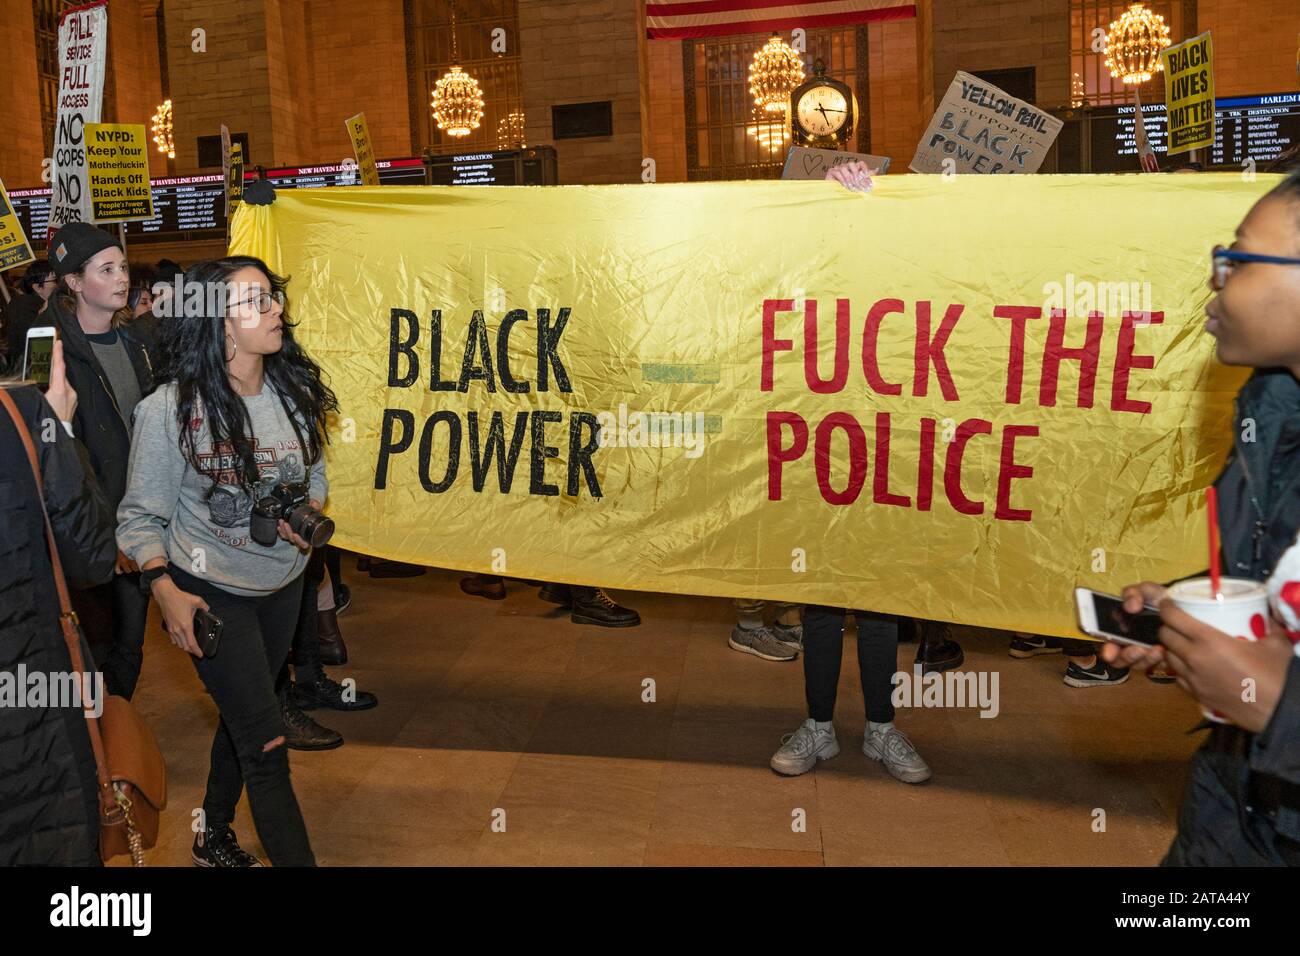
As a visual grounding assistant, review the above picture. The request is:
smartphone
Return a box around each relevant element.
[193,608,223,658]
[22,326,56,388]
[1074,587,1162,646]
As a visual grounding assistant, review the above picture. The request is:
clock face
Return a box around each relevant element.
[796,85,849,138]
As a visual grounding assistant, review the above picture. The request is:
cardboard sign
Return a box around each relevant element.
[0,178,35,272]
[345,112,381,186]
[85,123,154,223]
[1161,31,1215,156]
[781,146,892,180]
[46,1,108,238]
[910,71,1063,175]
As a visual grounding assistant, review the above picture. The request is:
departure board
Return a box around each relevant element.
[1090,91,1300,172]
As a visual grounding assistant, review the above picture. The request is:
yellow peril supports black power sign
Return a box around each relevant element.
[85,123,155,223]
[1160,31,1215,156]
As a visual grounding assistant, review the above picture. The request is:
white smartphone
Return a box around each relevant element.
[1074,587,1162,647]
[22,326,56,388]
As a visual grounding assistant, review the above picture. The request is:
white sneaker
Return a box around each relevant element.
[863,725,931,784]
[770,718,839,776]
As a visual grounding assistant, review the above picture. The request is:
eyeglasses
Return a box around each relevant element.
[1211,245,1300,291]
[230,290,287,314]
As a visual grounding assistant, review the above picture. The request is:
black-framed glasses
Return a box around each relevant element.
[1212,245,1300,291]
[230,290,286,314]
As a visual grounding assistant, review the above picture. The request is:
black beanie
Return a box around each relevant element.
[48,222,122,277]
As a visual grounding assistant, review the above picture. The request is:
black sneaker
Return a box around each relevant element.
[334,582,352,615]
[1063,659,1130,688]
[915,634,964,674]
[571,589,641,627]
[192,826,263,867]
[538,582,573,607]
[281,696,344,750]
[1009,635,1063,658]
[292,675,379,712]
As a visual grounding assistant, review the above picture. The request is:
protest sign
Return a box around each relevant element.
[46,0,108,238]
[1161,31,1215,155]
[231,174,1265,638]
[910,71,1062,174]
[0,178,35,272]
[782,146,892,179]
[345,112,381,186]
[85,123,153,223]
[227,142,244,217]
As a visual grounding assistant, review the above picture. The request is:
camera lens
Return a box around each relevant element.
[290,506,335,547]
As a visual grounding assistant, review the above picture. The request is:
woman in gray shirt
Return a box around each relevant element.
[118,256,337,867]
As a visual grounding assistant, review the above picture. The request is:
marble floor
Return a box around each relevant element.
[114,565,1199,867]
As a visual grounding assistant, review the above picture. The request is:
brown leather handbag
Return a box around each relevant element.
[0,388,167,865]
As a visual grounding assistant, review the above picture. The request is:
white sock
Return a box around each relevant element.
[869,720,893,735]
[812,719,834,732]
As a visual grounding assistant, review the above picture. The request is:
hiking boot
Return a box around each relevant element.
[281,695,344,750]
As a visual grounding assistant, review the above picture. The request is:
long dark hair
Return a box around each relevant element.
[161,255,338,496]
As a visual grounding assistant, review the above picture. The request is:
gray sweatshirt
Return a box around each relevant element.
[116,381,328,597]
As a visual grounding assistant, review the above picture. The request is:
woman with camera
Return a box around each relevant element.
[117,255,337,867]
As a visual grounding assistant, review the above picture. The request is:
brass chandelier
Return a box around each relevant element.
[749,33,804,114]
[150,99,174,159]
[1103,3,1172,85]
[431,4,485,137]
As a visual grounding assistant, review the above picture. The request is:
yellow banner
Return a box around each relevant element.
[0,177,35,271]
[85,123,154,223]
[1161,31,1215,156]
[230,175,1269,638]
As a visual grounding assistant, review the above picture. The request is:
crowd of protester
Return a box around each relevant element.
[3,148,1300,867]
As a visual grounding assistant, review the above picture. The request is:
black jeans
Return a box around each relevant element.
[76,573,150,700]
[803,604,900,724]
[170,565,315,866]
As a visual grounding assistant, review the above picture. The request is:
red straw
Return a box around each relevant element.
[1207,486,1222,599]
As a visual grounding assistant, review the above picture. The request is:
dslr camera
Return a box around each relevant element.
[249,481,334,548]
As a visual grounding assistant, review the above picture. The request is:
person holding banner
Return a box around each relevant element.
[1107,168,1300,865]
[117,255,336,866]
[47,224,156,701]
[768,161,931,786]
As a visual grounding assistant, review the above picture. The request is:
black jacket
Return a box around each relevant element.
[1167,369,1300,864]
[49,297,155,509]
[0,385,117,865]
[2,293,46,371]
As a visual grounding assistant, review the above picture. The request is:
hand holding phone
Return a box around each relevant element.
[42,339,77,424]
[192,607,223,658]
[1075,587,1162,647]
[22,326,55,389]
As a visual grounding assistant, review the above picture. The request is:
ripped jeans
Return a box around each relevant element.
[169,565,315,866]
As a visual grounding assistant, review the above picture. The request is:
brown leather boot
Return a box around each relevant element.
[316,607,348,666]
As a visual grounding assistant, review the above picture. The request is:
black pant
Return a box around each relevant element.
[803,604,899,724]
[76,573,150,700]
[169,565,315,866]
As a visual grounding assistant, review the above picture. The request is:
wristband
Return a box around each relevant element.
[139,565,170,596]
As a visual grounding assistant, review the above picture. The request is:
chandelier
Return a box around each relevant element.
[150,100,174,159]
[496,109,526,149]
[748,33,804,114]
[1103,3,1172,85]
[746,107,789,155]
[431,4,484,137]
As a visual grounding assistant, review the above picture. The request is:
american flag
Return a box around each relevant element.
[645,0,916,40]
